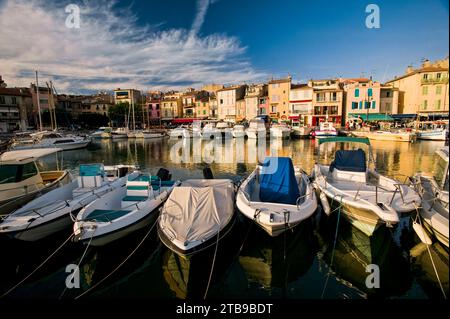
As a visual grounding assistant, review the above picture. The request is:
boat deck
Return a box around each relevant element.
[85,209,131,222]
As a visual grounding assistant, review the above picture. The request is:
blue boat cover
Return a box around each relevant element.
[259,157,300,205]
[79,164,104,176]
[330,149,366,172]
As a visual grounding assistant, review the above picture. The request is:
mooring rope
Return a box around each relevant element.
[74,216,159,299]
[58,229,95,299]
[0,233,74,298]
[203,228,220,300]
[321,196,343,299]
[413,203,447,299]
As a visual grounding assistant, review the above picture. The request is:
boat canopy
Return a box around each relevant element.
[0,148,62,164]
[318,136,370,145]
[159,179,234,245]
[259,157,300,205]
[330,149,366,172]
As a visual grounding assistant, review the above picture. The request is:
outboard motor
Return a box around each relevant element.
[157,168,171,181]
[202,167,214,179]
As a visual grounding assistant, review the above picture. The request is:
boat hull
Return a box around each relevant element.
[417,130,447,141]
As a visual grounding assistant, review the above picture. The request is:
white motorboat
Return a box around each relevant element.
[291,121,311,138]
[111,128,128,139]
[201,123,218,140]
[13,131,90,151]
[141,130,166,139]
[232,125,246,138]
[158,179,236,257]
[313,136,421,236]
[270,124,291,139]
[352,130,416,142]
[169,126,191,139]
[91,127,112,139]
[412,147,449,248]
[0,148,71,216]
[311,121,338,138]
[74,169,179,246]
[215,122,233,139]
[416,129,448,141]
[236,157,317,236]
[0,164,136,241]
[246,118,267,139]
[127,131,139,138]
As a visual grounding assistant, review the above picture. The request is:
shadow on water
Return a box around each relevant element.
[317,213,413,299]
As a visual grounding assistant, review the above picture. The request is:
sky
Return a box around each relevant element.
[0,0,448,94]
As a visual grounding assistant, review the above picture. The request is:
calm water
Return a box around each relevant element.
[1,137,448,300]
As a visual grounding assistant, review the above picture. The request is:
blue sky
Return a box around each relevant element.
[0,0,448,93]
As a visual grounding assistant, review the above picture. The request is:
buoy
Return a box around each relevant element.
[319,192,331,215]
[413,221,433,245]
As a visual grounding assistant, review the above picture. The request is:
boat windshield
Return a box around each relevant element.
[434,156,449,191]
[0,163,38,184]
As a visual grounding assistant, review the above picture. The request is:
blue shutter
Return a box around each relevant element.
[355,89,359,98]
[359,101,362,109]
[372,101,376,109]
[368,88,372,97]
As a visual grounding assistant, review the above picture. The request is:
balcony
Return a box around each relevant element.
[421,77,449,85]
[183,103,196,108]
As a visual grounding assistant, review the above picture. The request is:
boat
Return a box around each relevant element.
[0,139,12,154]
[311,120,338,138]
[270,123,291,139]
[111,128,128,139]
[414,121,448,141]
[158,179,236,257]
[291,121,311,138]
[236,157,317,236]
[169,126,191,139]
[91,127,112,139]
[232,125,246,138]
[246,118,267,139]
[352,129,416,142]
[312,136,421,236]
[0,148,71,216]
[73,169,179,246]
[201,123,218,140]
[215,122,233,139]
[141,130,166,139]
[12,131,90,151]
[0,164,136,241]
[412,147,449,248]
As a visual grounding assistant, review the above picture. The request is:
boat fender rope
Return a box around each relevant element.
[204,227,220,300]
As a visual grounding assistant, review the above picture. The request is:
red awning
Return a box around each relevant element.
[289,115,300,119]
[172,118,200,124]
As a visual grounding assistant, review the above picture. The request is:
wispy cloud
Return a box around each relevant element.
[0,0,264,93]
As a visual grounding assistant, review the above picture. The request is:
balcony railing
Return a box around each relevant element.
[421,77,449,85]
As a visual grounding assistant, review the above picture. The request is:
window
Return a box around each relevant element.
[203,110,206,115]
[436,100,441,110]
[437,73,441,79]
[220,99,223,104]
[316,93,325,102]
[271,106,277,113]
[368,88,372,97]
[0,96,5,104]
[11,97,17,104]
[0,165,19,184]
[364,102,370,109]
[371,101,376,109]
[423,74,428,80]
[352,102,358,109]
[422,100,428,110]
[422,86,428,95]
[331,92,337,101]
[355,89,360,98]
[386,91,391,98]
[96,105,100,110]
[436,86,442,94]
[156,104,160,110]
[39,99,48,104]
[103,106,106,110]
[359,101,362,109]
[197,102,200,107]
[385,102,391,111]
[271,83,280,88]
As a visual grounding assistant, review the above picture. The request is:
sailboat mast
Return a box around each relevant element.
[132,90,136,131]
[35,71,43,132]
[46,82,54,130]
[50,81,58,130]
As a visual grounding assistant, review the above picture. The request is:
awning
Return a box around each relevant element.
[426,113,449,120]
[348,113,394,122]
[171,118,201,124]
[391,114,417,120]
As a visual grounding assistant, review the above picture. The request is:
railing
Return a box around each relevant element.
[421,77,449,85]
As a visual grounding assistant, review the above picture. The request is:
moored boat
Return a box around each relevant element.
[352,129,416,142]
[291,121,311,138]
[270,124,291,139]
[13,131,90,151]
[311,121,338,138]
[232,124,246,138]
[91,127,112,139]
[246,118,267,139]
[237,157,317,236]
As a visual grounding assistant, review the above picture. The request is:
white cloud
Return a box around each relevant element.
[0,0,265,93]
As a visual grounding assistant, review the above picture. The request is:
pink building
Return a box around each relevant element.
[146,99,161,124]
[258,96,269,116]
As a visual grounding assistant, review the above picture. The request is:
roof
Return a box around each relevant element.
[0,148,62,164]
[317,136,370,145]
[268,77,291,84]
[0,87,32,97]
[291,84,310,89]
[386,66,448,83]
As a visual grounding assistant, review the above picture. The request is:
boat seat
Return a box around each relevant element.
[78,164,105,189]
[85,209,130,222]
[330,168,367,183]
[121,174,151,208]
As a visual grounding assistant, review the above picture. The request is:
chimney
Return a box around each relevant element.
[422,59,431,68]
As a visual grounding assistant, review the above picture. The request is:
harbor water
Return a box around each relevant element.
[1,137,448,299]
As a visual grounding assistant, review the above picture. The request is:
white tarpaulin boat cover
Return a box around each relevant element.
[159,179,235,245]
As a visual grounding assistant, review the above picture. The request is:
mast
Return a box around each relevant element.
[46,82,54,130]
[132,90,136,131]
[35,71,43,131]
[50,81,58,130]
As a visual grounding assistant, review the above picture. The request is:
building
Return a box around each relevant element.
[344,78,398,122]
[201,84,224,94]
[268,76,291,122]
[245,84,268,120]
[195,96,210,119]
[113,88,141,106]
[236,99,246,122]
[161,91,182,121]
[0,86,32,132]
[289,83,314,126]
[217,85,246,122]
[258,95,269,116]
[385,58,449,119]
[83,94,113,117]
[181,89,209,118]
[309,79,344,126]
[209,94,218,119]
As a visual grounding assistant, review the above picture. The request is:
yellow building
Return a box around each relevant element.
[196,97,210,118]
[161,91,182,120]
[268,76,291,121]
[113,88,141,106]
[385,58,449,118]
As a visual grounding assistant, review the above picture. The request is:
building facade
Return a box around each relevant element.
[289,84,314,126]
[0,87,32,132]
[385,58,449,118]
[113,89,141,106]
[309,79,344,126]
[268,77,291,122]
[245,84,268,120]
[217,85,246,122]
[161,91,182,120]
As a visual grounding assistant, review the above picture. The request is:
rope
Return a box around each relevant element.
[203,228,220,300]
[413,203,447,299]
[74,216,159,299]
[321,196,342,299]
[1,233,74,298]
[58,229,95,299]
